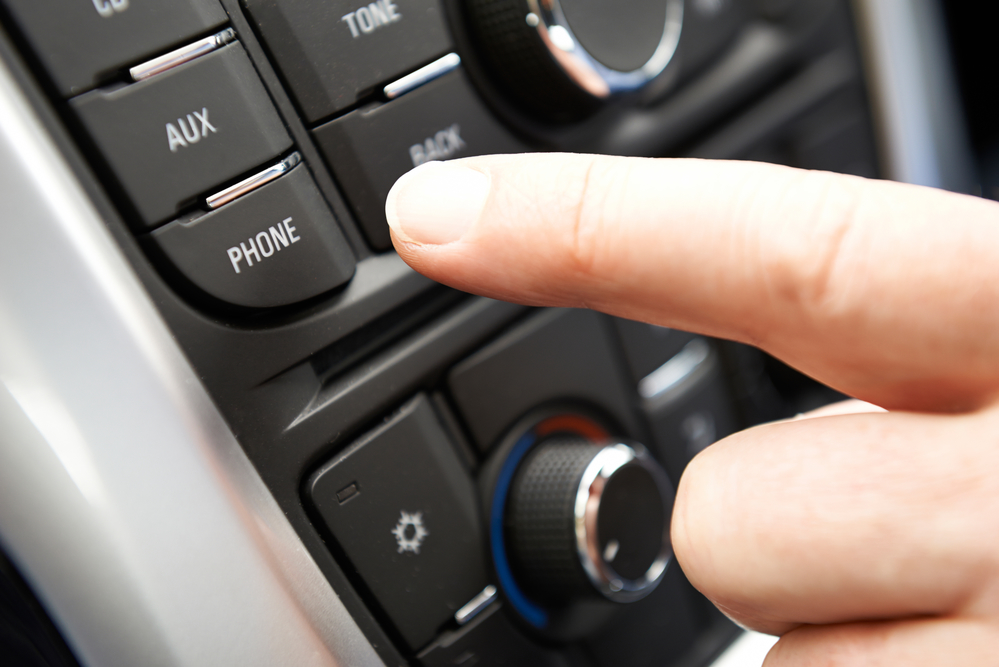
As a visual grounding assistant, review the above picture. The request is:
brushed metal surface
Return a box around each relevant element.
[0,55,383,667]
[852,0,975,192]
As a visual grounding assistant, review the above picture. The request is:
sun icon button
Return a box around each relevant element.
[392,511,429,554]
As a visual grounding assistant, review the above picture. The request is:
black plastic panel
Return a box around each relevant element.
[419,603,578,667]
[448,309,643,453]
[0,0,883,663]
[614,320,699,385]
[645,364,741,485]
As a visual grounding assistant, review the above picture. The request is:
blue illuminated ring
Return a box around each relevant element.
[489,429,549,628]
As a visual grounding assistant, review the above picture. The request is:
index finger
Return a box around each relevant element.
[385,154,999,412]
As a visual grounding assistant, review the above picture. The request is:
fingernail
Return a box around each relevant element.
[385,161,490,245]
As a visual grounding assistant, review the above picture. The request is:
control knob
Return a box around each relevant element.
[466,0,684,121]
[507,435,674,605]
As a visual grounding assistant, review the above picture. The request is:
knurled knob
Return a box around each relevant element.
[506,434,674,604]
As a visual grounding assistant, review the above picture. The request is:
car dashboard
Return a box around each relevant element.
[0,1,976,666]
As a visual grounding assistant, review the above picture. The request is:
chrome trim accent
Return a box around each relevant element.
[384,53,462,99]
[850,0,974,192]
[638,338,712,401]
[525,0,684,97]
[454,585,498,625]
[573,443,673,602]
[130,28,237,82]
[0,56,382,667]
[207,152,302,209]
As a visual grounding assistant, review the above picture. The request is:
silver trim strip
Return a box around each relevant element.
[384,53,462,100]
[207,152,302,209]
[850,0,974,192]
[638,338,712,400]
[130,28,237,82]
[454,585,498,626]
[525,0,683,97]
[0,56,382,667]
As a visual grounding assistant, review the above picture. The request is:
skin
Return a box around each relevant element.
[385,154,999,665]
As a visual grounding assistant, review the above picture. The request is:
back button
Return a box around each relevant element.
[313,68,527,250]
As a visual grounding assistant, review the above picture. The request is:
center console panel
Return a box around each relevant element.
[0,0,875,664]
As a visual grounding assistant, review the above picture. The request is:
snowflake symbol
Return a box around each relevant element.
[392,511,429,554]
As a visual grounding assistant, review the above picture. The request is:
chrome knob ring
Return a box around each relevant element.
[524,0,685,98]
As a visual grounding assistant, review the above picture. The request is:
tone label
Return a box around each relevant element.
[342,0,402,38]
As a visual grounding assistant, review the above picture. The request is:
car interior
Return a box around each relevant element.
[0,1,988,666]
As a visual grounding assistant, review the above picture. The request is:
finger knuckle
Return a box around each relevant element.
[757,170,868,324]
[558,158,626,280]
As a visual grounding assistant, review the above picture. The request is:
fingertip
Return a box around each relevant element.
[385,161,491,246]
[671,442,725,588]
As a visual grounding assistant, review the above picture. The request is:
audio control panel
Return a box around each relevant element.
[0,0,873,664]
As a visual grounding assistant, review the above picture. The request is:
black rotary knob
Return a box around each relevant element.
[506,435,674,604]
[466,0,684,121]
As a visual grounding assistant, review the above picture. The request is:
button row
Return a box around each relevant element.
[241,0,528,250]
[40,21,357,309]
[7,0,527,297]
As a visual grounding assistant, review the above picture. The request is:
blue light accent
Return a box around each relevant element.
[490,430,549,628]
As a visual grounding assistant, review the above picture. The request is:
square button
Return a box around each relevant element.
[308,395,489,650]
[4,0,226,96]
[244,0,452,121]
[313,68,526,250]
[71,44,292,227]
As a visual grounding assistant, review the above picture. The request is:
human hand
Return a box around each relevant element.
[385,154,999,664]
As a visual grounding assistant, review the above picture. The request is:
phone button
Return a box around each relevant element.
[149,163,354,308]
